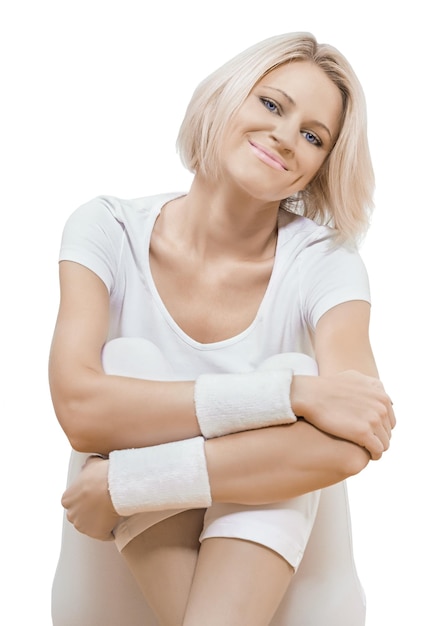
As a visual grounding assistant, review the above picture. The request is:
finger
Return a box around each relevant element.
[383,419,392,440]
[375,425,390,452]
[384,424,392,440]
[61,490,71,509]
[363,433,384,461]
[102,531,115,542]
[377,402,394,438]
[77,525,114,541]
[83,454,107,469]
[388,400,396,429]
[372,407,392,445]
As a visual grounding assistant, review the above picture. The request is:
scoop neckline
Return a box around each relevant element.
[141,193,283,351]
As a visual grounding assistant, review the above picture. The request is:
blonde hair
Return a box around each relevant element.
[177,33,375,243]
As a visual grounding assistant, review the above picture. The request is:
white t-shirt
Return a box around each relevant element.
[59,192,370,375]
[54,192,370,625]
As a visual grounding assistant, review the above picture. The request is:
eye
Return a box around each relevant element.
[301,130,322,147]
[259,97,281,115]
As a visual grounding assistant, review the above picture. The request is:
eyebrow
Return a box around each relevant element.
[262,86,333,141]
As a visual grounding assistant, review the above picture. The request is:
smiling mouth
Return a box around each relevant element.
[248,141,288,171]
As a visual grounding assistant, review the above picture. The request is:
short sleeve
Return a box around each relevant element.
[59,197,124,293]
[298,239,371,330]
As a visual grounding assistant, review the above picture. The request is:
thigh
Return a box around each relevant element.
[183,537,294,626]
[201,492,321,571]
[122,508,206,626]
[183,492,320,625]
[270,483,367,626]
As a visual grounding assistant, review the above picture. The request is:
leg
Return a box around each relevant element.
[183,538,294,626]
[182,353,321,625]
[102,344,317,625]
[121,509,205,626]
[52,452,157,626]
[270,482,367,626]
[53,339,182,626]
[116,346,319,626]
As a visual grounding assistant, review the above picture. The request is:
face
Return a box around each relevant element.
[218,61,343,203]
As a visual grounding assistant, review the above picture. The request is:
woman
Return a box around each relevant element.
[50,32,395,625]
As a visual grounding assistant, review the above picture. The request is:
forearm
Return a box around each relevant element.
[63,412,371,539]
[52,343,298,455]
[52,372,199,455]
[50,263,202,454]
[108,420,371,515]
[205,420,370,505]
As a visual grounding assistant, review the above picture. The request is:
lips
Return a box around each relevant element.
[248,141,288,171]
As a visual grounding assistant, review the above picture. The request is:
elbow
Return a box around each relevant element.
[56,400,103,453]
[68,430,103,455]
[49,356,115,452]
[339,441,371,479]
[49,368,109,454]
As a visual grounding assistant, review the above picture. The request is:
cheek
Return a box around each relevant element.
[219,118,244,153]
[225,102,264,137]
[292,153,327,192]
[305,152,328,181]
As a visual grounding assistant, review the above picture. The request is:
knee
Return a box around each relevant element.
[102,337,174,379]
[258,352,318,376]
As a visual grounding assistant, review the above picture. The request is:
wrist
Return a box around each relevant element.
[290,375,317,419]
[108,437,212,515]
[195,369,296,438]
[85,457,116,513]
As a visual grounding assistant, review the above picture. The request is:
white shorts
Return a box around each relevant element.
[113,493,320,570]
[54,454,365,626]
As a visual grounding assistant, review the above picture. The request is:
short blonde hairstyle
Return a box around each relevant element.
[177,32,375,243]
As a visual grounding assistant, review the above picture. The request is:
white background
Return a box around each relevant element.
[1,1,439,624]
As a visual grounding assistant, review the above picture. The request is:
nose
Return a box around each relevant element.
[270,117,299,155]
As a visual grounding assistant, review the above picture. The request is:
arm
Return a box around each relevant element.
[292,299,394,457]
[51,263,393,457]
[51,262,301,453]
[49,261,200,454]
[61,299,395,539]
[207,299,395,504]
[65,419,370,540]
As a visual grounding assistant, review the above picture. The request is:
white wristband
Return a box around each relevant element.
[108,436,212,516]
[194,369,296,439]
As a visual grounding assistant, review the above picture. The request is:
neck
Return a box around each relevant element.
[162,173,280,262]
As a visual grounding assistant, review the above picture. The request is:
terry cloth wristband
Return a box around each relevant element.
[194,369,296,439]
[108,436,212,516]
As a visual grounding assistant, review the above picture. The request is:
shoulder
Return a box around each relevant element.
[58,192,181,292]
[65,192,183,230]
[276,211,371,328]
[278,210,333,246]
[277,210,361,263]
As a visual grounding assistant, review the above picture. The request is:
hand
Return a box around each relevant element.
[291,370,396,460]
[61,456,121,541]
